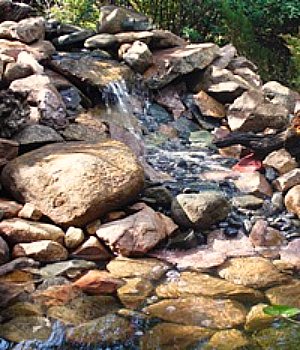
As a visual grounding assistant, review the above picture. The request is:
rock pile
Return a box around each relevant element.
[0,2,300,349]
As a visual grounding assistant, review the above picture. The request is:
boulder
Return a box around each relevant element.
[143,296,247,329]
[65,227,84,249]
[96,203,177,256]
[84,33,118,49]
[273,168,300,192]
[285,185,300,218]
[53,29,94,48]
[0,218,65,244]
[265,279,300,308]
[234,171,273,197]
[7,17,45,44]
[0,0,35,23]
[193,90,226,118]
[207,329,251,350]
[3,62,33,82]
[171,192,230,229]
[71,236,111,261]
[233,67,262,88]
[0,236,9,264]
[122,41,153,73]
[144,44,220,89]
[227,89,289,132]
[279,238,300,270]
[97,5,152,34]
[227,56,258,72]
[12,240,68,262]
[0,198,22,218]
[263,149,297,175]
[244,303,275,331]
[1,140,144,227]
[211,43,237,69]
[149,29,187,49]
[249,220,285,247]
[117,277,153,308]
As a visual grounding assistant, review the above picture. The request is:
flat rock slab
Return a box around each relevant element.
[1,140,144,227]
[143,296,247,329]
[265,279,300,308]
[144,43,220,89]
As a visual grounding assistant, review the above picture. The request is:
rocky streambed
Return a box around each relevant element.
[0,1,300,349]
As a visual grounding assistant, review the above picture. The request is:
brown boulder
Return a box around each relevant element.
[285,185,300,218]
[0,236,9,264]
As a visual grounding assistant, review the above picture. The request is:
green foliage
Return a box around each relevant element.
[283,34,300,91]
[182,27,202,43]
[49,0,100,29]
[264,305,300,318]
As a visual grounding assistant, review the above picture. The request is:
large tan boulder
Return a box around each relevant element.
[1,140,144,227]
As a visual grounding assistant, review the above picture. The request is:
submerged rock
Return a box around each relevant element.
[205,329,250,350]
[1,140,144,227]
[265,279,300,308]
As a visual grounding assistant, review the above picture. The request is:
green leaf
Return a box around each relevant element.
[263,305,300,318]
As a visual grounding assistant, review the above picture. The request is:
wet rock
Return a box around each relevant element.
[48,295,120,325]
[0,282,27,307]
[227,89,289,132]
[280,239,300,270]
[0,316,51,343]
[84,33,118,49]
[39,259,97,279]
[13,124,63,148]
[273,168,300,193]
[33,284,82,307]
[140,323,213,350]
[118,277,153,309]
[193,90,226,118]
[234,171,273,197]
[0,138,19,167]
[263,80,300,114]
[0,236,9,264]
[72,270,124,295]
[205,329,250,350]
[143,186,173,207]
[65,313,133,346]
[64,227,84,249]
[144,44,220,89]
[3,62,33,82]
[217,257,290,288]
[0,198,22,218]
[263,149,297,175]
[0,301,43,321]
[0,218,64,244]
[71,236,112,261]
[244,303,275,332]
[13,240,68,262]
[60,122,108,143]
[249,220,286,247]
[122,41,153,73]
[171,192,230,229]
[2,140,144,227]
[17,203,43,221]
[97,5,152,33]
[285,185,300,218]
[143,296,247,329]
[96,202,177,256]
[0,257,39,276]
[150,247,227,271]
[156,271,264,303]
[231,195,264,209]
[265,279,300,308]
[53,29,94,48]
[107,256,170,280]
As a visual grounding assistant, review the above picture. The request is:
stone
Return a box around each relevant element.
[143,186,173,207]
[273,168,300,192]
[3,62,33,82]
[9,74,67,130]
[193,90,226,118]
[9,17,45,44]
[0,0,34,23]
[13,124,63,147]
[265,279,300,308]
[123,41,153,73]
[107,256,170,280]
[97,5,152,34]
[96,203,177,256]
[47,295,120,326]
[13,240,68,262]
[85,220,102,235]
[217,257,290,288]
[72,270,124,295]
[263,80,300,114]
[0,257,39,276]
[205,329,250,350]
[0,218,64,244]
[233,67,262,88]
[231,195,264,209]
[65,314,133,346]
[263,149,297,175]
[156,271,264,303]
[60,123,108,143]
[249,220,286,247]
[39,259,96,279]
[2,140,144,227]
[285,185,300,218]
[17,51,44,74]
[279,239,300,270]
[84,33,118,49]
[17,203,43,221]
[49,53,133,102]
[65,227,84,249]
[140,323,213,350]
[171,192,230,229]
[150,29,187,49]
[143,296,247,329]
[244,303,275,331]
[0,198,22,218]
[0,138,19,166]
[71,236,111,261]
[234,171,273,197]
[227,90,289,132]
[212,43,237,69]
[0,302,43,321]
[0,236,9,264]
[53,29,94,48]
[144,44,220,89]
[0,316,51,343]
[33,284,82,307]
[118,277,153,309]
[104,211,126,222]
[228,56,258,72]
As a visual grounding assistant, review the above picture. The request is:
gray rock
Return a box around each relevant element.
[53,29,94,48]
[123,41,153,73]
[0,236,9,264]
[84,33,118,49]
[13,124,63,146]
